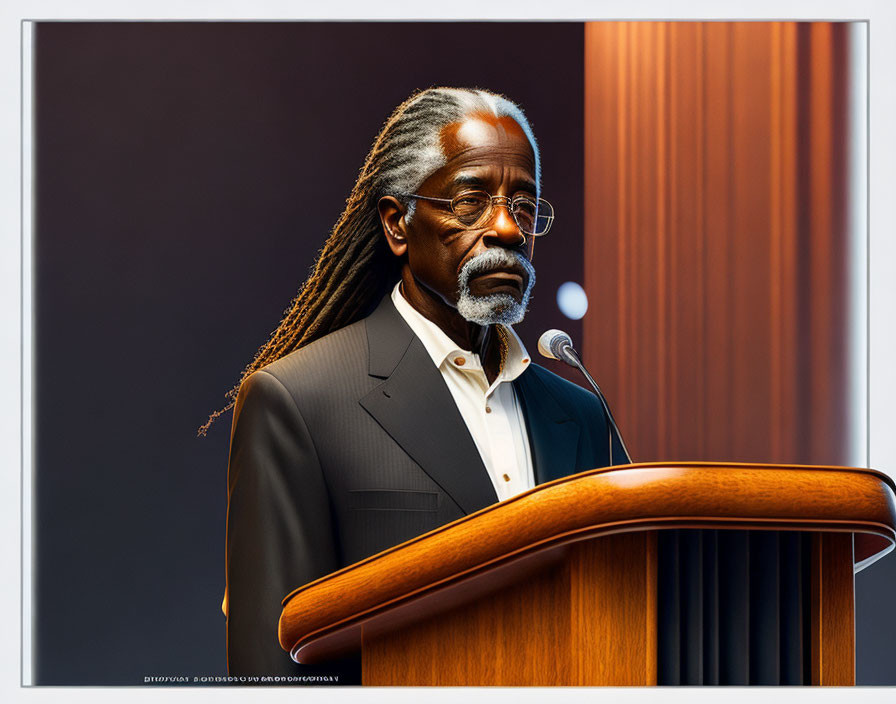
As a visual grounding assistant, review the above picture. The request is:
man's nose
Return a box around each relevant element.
[483,201,525,247]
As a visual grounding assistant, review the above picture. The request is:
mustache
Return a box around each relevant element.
[458,248,535,284]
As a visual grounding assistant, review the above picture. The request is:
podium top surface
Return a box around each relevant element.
[278,461,896,661]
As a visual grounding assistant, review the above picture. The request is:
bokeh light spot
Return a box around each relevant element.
[557,281,588,320]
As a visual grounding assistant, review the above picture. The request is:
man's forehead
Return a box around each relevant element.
[439,113,534,164]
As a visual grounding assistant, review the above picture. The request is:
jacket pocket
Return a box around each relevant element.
[347,489,439,512]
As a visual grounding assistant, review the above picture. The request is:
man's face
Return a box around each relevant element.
[400,113,538,324]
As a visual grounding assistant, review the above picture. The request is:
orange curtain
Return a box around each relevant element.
[583,22,857,465]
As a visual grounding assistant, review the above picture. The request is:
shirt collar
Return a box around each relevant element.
[390,281,531,382]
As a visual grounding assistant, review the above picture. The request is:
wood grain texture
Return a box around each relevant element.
[583,22,858,466]
[810,532,856,685]
[279,463,896,663]
[362,533,657,686]
[362,549,575,685]
[569,532,657,684]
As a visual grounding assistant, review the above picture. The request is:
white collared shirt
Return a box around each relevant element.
[391,282,535,501]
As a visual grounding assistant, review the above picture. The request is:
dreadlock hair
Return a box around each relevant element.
[198,86,541,436]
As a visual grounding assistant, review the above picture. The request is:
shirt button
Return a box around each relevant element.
[502,473,511,482]
[454,356,466,366]
[485,406,492,414]
[522,358,530,364]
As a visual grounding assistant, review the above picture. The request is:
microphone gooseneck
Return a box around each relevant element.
[537,329,632,466]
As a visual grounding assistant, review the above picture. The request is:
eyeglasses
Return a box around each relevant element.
[403,190,555,237]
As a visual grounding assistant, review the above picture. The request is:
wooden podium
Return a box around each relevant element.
[278,463,896,686]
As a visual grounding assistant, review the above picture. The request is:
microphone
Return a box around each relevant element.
[537,329,578,367]
[537,329,632,466]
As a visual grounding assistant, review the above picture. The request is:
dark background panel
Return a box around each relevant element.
[855,553,896,685]
[33,21,585,685]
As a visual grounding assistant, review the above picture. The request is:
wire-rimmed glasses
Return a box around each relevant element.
[403,191,555,237]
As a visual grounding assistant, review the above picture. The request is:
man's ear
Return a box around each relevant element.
[377,196,408,257]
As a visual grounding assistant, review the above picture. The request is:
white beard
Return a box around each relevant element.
[455,248,536,326]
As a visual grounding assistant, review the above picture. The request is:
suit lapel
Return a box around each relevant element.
[359,297,498,515]
[514,368,581,485]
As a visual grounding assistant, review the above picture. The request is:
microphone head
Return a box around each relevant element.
[538,329,574,361]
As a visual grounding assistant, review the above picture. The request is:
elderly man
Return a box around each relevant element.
[216,87,627,678]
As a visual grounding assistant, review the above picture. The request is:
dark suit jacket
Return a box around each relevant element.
[225,295,626,676]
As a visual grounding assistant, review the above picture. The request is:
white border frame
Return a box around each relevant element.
[5,2,895,703]
[19,19,33,690]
